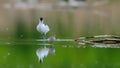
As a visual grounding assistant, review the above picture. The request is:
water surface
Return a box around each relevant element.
[0,39,120,68]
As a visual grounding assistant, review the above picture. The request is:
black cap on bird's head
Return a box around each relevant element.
[40,17,43,21]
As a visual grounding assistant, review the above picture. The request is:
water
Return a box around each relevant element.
[0,39,120,68]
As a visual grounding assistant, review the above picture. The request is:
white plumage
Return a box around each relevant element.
[37,17,50,35]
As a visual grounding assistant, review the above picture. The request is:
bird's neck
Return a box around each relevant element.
[39,19,44,23]
[39,21,44,24]
[39,22,43,24]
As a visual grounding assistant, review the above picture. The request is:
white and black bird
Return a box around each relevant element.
[37,17,50,46]
[37,17,50,35]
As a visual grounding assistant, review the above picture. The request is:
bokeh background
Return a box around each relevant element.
[0,0,120,68]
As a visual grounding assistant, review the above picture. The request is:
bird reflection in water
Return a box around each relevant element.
[36,46,55,63]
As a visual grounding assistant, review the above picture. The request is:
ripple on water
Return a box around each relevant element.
[1,39,120,48]
[62,45,67,48]
[92,43,120,48]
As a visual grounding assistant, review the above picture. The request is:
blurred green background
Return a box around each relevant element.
[0,0,120,68]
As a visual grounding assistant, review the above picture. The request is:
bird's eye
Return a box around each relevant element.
[40,17,43,21]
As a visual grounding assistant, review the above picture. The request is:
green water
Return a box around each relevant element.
[0,0,120,68]
[0,41,120,68]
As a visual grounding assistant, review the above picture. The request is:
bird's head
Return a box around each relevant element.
[40,17,43,21]
[39,17,44,23]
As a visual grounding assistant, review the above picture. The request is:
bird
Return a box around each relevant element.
[37,17,50,35]
[37,17,50,42]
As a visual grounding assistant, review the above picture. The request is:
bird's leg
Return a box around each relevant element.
[43,34,46,47]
